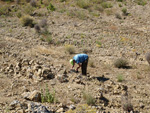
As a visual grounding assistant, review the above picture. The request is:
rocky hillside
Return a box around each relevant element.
[0,0,150,112]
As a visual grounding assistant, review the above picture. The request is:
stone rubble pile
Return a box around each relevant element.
[0,59,69,82]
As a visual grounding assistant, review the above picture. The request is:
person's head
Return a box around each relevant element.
[70,59,75,65]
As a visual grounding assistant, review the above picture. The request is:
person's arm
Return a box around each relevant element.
[76,63,81,72]
[72,63,75,69]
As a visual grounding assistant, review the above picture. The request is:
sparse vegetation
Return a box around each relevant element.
[114,58,128,68]
[47,3,56,12]
[65,44,75,54]
[89,60,95,68]
[20,15,35,27]
[67,10,87,20]
[96,41,102,47]
[76,0,91,9]
[101,2,113,9]
[82,91,95,105]
[41,84,56,103]
[135,0,147,6]
[117,74,124,82]
[122,8,128,16]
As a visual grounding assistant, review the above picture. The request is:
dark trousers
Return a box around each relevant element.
[81,58,88,75]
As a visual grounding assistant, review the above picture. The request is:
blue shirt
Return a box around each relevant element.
[73,54,88,64]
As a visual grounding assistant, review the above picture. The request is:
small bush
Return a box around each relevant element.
[39,19,47,28]
[89,60,95,68]
[30,0,36,7]
[34,24,41,33]
[96,41,101,47]
[47,3,56,12]
[115,13,122,19]
[65,44,75,54]
[20,15,35,27]
[114,58,128,68]
[76,0,91,9]
[101,2,113,9]
[122,8,128,16]
[135,0,147,6]
[117,74,124,82]
[83,91,95,105]
[41,84,56,103]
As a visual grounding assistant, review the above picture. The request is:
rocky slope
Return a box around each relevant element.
[0,0,150,112]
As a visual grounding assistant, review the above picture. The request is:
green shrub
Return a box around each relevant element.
[20,15,35,27]
[65,44,75,54]
[41,84,56,103]
[114,58,128,68]
[76,0,91,9]
[101,2,113,8]
[47,3,56,12]
[83,91,95,105]
[135,0,147,6]
[122,8,127,16]
[96,41,101,47]
[117,74,124,82]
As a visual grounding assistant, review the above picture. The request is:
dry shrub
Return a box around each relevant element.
[34,24,41,33]
[30,0,36,7]
[20,15,35,27]
[89,60,95,68]
[76,0,91,9]
[39,19,47,28]
[83,91,95,105]
[114,58,128,68]
[65,45,75,54]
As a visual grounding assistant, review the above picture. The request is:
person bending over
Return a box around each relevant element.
[70,54,89,75]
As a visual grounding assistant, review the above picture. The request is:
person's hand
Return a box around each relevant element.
[76,70,79,73]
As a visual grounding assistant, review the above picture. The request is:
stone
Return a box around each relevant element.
[22,92,30,99]
[27,90,41,102]
[57,74,68,83]
[69,104,76,110]
[42,68,54,79]
[56,108,63,112]
[9,100,21,110]
[37,106,51,113]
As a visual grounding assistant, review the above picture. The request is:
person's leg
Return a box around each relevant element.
[82,61,85,75]
[82,58,88,75]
